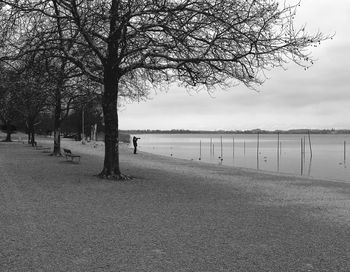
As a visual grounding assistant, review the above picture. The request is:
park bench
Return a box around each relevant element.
[32,141,50,152]
[63,148,81,163]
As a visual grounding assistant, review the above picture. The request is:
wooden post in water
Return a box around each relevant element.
[344,141,346,163]
[209,138,211,157]
[199,140,202,160]
[303,136,306,163]
[210,138,212,157]
[277,132,280,172]
[280,142,282,156]
[220,136,223,162]
[213,143,215,157]
[257,133,260,170]
[308,130,313,158]
[232,136,235,159]
[301,138,303,175]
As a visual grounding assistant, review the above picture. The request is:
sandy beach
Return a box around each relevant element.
[1,135,350,271]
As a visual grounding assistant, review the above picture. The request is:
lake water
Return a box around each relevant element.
[135,133,350,182]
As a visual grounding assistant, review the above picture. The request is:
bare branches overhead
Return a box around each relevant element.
[1,0,329,89]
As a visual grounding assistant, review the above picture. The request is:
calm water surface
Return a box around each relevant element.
[136,134,350,182]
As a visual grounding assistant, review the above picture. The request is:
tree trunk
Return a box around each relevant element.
[52,88,62,155]
[28,121,35,146]
[27,130,31,144]
[26,121,31,144]
[53,121,61,155]
[31,131,35,146]
[98,67,122,179]
[5,123,12,142]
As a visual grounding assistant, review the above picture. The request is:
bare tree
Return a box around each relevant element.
[0,64,21,141]
[13,53,51,145]
[1,0,330,179]
[45,57,95,155]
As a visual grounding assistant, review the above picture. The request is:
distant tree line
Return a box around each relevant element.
[124,129,350,135]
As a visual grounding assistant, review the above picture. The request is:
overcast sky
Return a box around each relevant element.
[119,0,350,131]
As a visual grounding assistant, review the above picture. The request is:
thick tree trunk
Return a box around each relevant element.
[31,131,35,146]
[52,88,62,155]
[28,121,35,146]
[53,126,61,154]
[53,125,61,154]
[5,132,11,142]
[98,67,123,179]
[98,15,129,179]
[5,124,12,142]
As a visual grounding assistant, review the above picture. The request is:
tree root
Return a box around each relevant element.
[97,172,133,181]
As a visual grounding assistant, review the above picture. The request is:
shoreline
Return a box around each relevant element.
[3,132,350,183]
[10,133,350,185]
[4,132,350,187]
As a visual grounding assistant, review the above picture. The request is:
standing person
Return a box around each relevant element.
[132,136,141,154]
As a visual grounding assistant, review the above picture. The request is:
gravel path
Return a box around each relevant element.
[0,139,350,271]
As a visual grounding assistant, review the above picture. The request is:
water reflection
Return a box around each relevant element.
[307,156,313,176]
